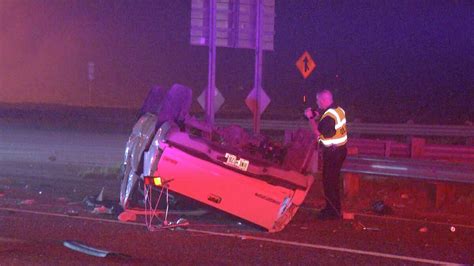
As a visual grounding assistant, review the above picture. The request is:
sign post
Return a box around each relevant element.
[190,0,275,128]
[253,0,263,134]
[206,0,217,125]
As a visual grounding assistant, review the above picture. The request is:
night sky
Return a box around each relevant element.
[0,0,472,123]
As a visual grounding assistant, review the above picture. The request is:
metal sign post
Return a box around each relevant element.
[190,0,275,128]
[253,0,263,134]
[206,0,217,125]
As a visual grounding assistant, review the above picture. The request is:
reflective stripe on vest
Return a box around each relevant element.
[320,134,347,146]
[319,107,348,147]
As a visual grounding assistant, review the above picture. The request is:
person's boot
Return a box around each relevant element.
[317,207,341,220]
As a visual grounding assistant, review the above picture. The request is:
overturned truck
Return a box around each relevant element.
[120,84,315,232]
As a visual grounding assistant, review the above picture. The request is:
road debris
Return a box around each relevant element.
[146,217,190,231]
[83,187,117,215]
[418,226,428,233]
[96,187,105,202]
[118,211,137,222]
[354,221,380,231]
[63,240,129,259]
[342,211,355,220]
[19,199,35,205]
[372,200,392,215]
[92,205,114,215]
[66,209,79,216]
[392,203,405,208]
[166,218,190,230]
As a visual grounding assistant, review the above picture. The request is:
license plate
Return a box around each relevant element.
[224,153,249,171]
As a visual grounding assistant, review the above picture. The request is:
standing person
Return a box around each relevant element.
[304,90,348,220]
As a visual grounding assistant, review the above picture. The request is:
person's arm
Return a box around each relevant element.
[308,117,320,137]
[304,107,320,137]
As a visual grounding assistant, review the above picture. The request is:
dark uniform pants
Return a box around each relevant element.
[321,145,347,214]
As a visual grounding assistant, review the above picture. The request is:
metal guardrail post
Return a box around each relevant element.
[409,137,426,158]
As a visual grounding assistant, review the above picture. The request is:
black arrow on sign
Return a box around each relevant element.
[303,57,309,72]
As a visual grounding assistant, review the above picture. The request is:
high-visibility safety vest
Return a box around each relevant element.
[319,107,348,147]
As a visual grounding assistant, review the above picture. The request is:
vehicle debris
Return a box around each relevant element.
[92,205,114,215]
[372,200,392,215]
[118,211,137,222]
[63,240,130,259]
[83,187,116,215]
[161,218,190,230]
[354,221,380,231]
[19,199,35,205]
[342,211,355,220]
[418,226,428,233]
[65,209,79,216]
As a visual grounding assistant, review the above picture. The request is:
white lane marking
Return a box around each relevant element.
[299,208,474,230]
[355,213,474,229]
[0,237,26,243]
[0,207,142,226]
[0,207,463,265]
[187,229,462,266]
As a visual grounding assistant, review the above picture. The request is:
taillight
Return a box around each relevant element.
[144,176,162,186]
[144,176,172,187]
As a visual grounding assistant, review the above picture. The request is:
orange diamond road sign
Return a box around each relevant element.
[296,51,316,79]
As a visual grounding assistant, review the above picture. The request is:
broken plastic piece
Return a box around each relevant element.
[118,211,137,222]
[96,187,105,202]
[342,211,355,220]
[354,221,380,231]
[66,209,79,216]
[159,218,189,230]
[418,226,428,233]
[19,199,35,205]
[63,241,110,258]
[92,205,114,215]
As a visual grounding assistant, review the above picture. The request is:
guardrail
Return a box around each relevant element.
[341,156,474,207]
[343,156,474,184]
[215,119,474,137]
[348,138,474,163]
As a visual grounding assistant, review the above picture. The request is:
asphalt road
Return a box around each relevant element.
[0,125,473,265]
